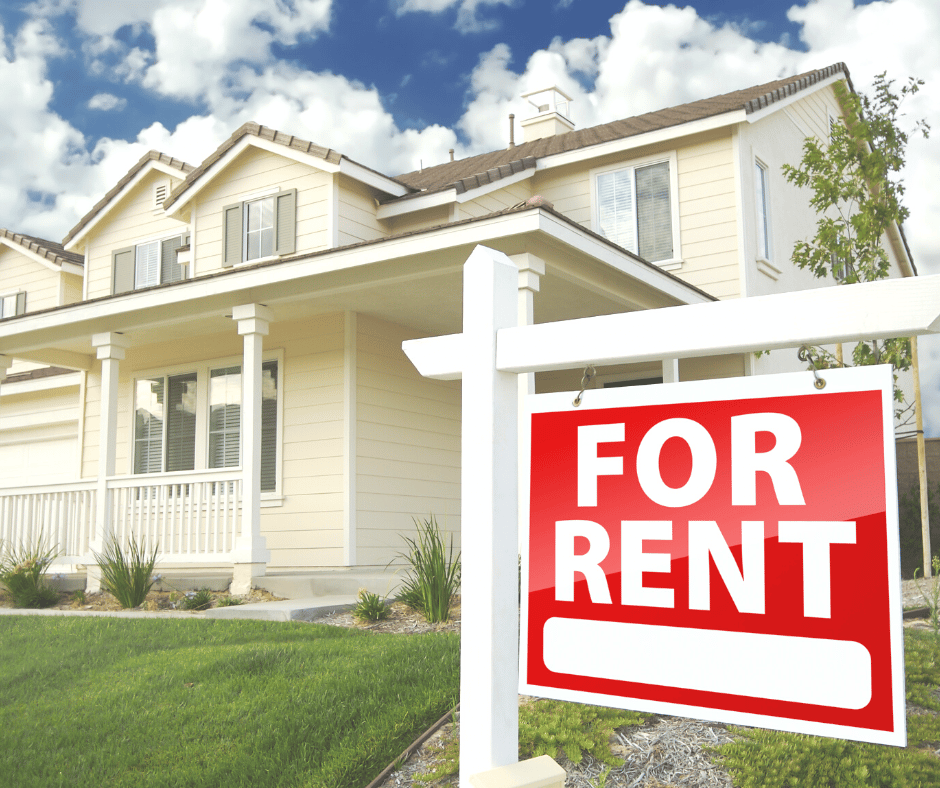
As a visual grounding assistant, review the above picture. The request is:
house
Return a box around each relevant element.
[0,62,915,594]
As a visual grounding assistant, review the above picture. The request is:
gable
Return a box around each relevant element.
[0,245,58,314]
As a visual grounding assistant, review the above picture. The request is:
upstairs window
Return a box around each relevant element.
[0,291,26,318]
[112,234,189,295]
[223,189,296,266]
[755,160,771,260]
[595,159,674,263]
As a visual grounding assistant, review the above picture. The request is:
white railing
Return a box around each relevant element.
[107,469,243,563]
[0,481,97,564]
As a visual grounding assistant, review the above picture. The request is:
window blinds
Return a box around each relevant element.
[636,162,673,263]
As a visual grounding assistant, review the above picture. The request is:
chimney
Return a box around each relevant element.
[519,87,574,143]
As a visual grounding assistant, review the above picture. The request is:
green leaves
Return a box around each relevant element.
[394,515,461,624]
[93,533,158,609]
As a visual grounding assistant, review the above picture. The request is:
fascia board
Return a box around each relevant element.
[339,159,410,197]
[0,238,62,273]
[376,189,457,220]
[744,74,846,125]
[168,135,342,217]
[533,211,713,306]
[536,111,746,173]
[65,160,188,251]
[455,166,536,203]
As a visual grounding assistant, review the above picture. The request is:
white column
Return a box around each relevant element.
[343,311,358,567]
[0,355,11,428]
[231,303,273,594]
[460,246,519,786]
[662,358,679,383]
[510,254,544,560]
[88,332,130,592]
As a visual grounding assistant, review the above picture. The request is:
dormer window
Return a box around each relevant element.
[111,233,190,294]
[222,188,296,267]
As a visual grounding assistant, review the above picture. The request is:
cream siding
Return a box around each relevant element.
[0,385,80,486]
[337,176,389,246]
[0,247,61,312]
[455,181,531,220]
[355,314,461,567]
[62,272,83,305]
[83,171,188,300]
[385,204,452,236]
[531,162,592,227]
[191,147,332,277]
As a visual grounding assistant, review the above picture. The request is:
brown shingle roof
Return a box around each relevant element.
[0,229,84,267]
[392,63,850,197]
[161,122,413,212]
[62,151,194,247]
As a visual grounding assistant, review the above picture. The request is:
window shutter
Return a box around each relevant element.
[261,360,278,491]
[112,246,136,294]
[135,241,160,288]
[14,291,26,315]
[635,162,673,263]
[161,236,186,284]
[274,189,296,256]
[223,203,243,267]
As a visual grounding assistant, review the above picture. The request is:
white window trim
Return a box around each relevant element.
[0,290,23,318]
[754,156,776,281]
[224,186,293,268]
[128,348,285,503]
[590,150,682,269]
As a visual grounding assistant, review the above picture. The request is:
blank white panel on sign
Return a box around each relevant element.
[544,617,872,710]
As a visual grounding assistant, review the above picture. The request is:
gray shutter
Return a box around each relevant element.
[222,203,243,267]
[261,360,278,491]
[112,246,136,294]
[273,189,296,256]
[166,372,197,472]
[14,291,26,315]
[161,236,185,284]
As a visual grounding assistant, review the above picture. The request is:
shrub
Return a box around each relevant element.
[93,534,158,608]
[216,596,244,607]
[178,587,213,611]
[352,588,391,622]
[395,515,460,623]
[0,536,59,608]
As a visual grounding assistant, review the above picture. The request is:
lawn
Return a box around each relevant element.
[0,616,459,788]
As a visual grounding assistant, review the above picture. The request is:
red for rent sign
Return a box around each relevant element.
[519,365,906,746]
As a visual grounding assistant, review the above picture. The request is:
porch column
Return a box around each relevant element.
[511,254,544,556]
[662,358,679,383]
[0,355,11,430]
[88,332,130,592]
[231,304,273,595]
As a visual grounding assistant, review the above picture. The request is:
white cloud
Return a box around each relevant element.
[393,0,516,34]
[87,92,126,111]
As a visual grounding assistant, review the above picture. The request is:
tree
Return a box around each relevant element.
[781,72,929,423]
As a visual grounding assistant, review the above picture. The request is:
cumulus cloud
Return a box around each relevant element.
[393,0,516,34]
[87,92,126,111]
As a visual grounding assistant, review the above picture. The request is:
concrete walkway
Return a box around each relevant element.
[0,595,357,622]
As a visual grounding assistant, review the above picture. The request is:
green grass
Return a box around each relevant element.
[0,617,459,788]
[714,629,940,787]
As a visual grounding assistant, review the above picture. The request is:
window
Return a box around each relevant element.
[222,189,296,266]
[595,160,674,263]
[0,291,25,318]
[132,359,279,493]
[112,234,189,295]
[755,161,771,260]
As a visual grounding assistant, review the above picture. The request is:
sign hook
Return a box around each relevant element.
[572,365,597,407]
[798,346,827,390]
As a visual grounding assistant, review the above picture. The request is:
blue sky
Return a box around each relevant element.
[0,0,938,429]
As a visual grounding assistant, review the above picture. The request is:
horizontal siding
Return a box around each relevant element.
[85,171,188,300]
[456,181,530,220]
[355,314,461,564]
[0,247,62,312]
[675,135,739,299]
[193,146,332,278]
[532,163,591,227]
[338,177,388,245]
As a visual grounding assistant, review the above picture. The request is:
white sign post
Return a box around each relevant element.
[403,245,940,787]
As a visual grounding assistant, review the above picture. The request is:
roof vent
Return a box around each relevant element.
[520,87,574,143]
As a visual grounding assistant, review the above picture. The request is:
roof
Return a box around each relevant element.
[0,229,84,268]
[63,150,194,246]
[161,122,412,212]
[393,63,851,197]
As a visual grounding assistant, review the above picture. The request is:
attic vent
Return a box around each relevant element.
[153,180,169,210]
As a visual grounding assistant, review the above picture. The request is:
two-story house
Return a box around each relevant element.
[0,62,915,594]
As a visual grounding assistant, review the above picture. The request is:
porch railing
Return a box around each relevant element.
[107,469,243,563]
[0,470,243,568]
[0,481,97,565]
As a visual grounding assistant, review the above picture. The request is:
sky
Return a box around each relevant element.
[0,0,939,431]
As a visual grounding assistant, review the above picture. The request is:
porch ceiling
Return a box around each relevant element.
[0,208,711,367]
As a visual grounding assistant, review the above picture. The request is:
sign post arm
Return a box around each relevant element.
[459,245,520,785]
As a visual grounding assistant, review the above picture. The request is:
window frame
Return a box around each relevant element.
[128,349,285,503]
[222,187,297,267]
[590,151,681,269]
[754,157,772,263]
[0,290,26,318]
[112,231,191,295]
